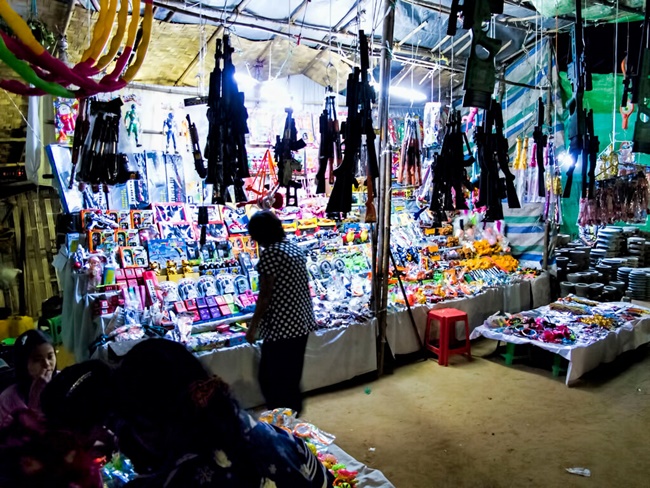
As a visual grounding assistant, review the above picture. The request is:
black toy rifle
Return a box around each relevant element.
[563,0,598,199]
[532,97,547,197]
[274,108,306,207]
[187,114,206,178]
[326,30,378,218]
[626,1,650,153]
[68,97,90,189]
[316,88,342,194]
[448,0,504,109]
[204,35,250,204]
[475,99,520,222]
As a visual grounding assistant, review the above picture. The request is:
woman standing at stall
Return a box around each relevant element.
[246,211,316,416]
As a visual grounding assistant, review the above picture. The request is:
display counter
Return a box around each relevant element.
[471,297,650,384]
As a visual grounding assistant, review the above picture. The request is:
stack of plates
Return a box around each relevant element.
[626,257,640,268]
[628,270,648,299]
[596,228,624,257]
[627,237,646,264]
[618,266,633,286]
[645,241,650,267]
[602,258,626,276]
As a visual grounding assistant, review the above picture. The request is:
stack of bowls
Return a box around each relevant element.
[627,269,648,300]
[569,250,589,271]
[574,283,590,297]
[560,281,575,297]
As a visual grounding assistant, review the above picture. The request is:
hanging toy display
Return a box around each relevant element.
[398,116,423,187]
[0,0,153,98]
[475,99,521,221]
[124,104,142,147]
[429,109,474,221]
[163,112,178,153]
[532,97,548,197]
[326,30,378,220]
[578,172,649,226]
[204,34,250,204]
[275,108,306,207]
[316,87,342,194]
[76,98,138,190]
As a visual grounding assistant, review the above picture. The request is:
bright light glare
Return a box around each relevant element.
[260,79,293,108]
[389,85,428,102]
[234,72,259,90]
[558,152,577,169]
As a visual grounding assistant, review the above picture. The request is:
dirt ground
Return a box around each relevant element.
[301,339,650,488]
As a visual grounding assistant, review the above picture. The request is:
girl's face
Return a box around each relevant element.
[27,344,56,382]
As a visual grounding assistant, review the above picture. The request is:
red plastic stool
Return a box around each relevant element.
[425,308,471,366]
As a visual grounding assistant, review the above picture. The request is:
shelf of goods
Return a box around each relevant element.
[59,192,548,407]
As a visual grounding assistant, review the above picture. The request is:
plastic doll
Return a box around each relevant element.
[124,104,142,147]
[86,255,104,291]
[163,112,178,153]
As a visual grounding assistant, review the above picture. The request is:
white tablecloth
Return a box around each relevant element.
[328,444,395,488]
[386,274,551,355]
[470,304,650,385]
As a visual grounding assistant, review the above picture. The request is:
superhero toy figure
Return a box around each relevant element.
[124,104,142,147]
[163,112,178,153]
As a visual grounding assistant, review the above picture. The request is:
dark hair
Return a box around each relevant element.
[114,339,255,479]
[247,211,285,247]
[40,360,113,433]
[13,330,54,400]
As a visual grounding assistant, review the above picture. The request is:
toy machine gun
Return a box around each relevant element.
[77,98,137,191]
[274,108,306,207]
[429,110,475,224]
[316,86,342,194]
[563,0,598,199]
[186,113,206,179]
[532,97,548,197]
[203,34,250,204]
[68,97,90,189]
[326,30,379,222]
[448,0,504,109]
[475,99,520,221]
[622,0,650,154]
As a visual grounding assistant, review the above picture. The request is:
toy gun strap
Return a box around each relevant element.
[532,97,547,197]
[68,97,90,189]
[187,114,206,178]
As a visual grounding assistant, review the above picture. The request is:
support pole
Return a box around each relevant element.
[375,0,395,377]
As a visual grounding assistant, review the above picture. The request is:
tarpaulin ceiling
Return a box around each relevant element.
[4,1,645,100]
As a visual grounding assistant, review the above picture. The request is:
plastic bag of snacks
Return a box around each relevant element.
[258,408,336,451]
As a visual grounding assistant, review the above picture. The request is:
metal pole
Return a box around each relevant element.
[375,0,395,376]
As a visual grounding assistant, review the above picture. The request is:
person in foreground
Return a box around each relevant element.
[0,329,56,426]
[114,338,333,488]
[246,211,317,415]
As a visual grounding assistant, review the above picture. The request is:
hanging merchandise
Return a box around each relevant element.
[621,0,650,153]
[563,0,599,199]
[475,99,521,222]
[578,172,649,226]
[0,0,153,97]
[316,87,342,194]
[544,138,563,225]
[428,110,474,222]
[186,114,206,178]
[532,97,548,197]
[513,137,527,203]
[275,108,306,207]
[326,31,378,221]
[75,98,136,190]
[398,116,423,187]
[447,0,502,109]
[204,35,251,204]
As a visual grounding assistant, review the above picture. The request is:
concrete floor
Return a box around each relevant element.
[301,339,650,488]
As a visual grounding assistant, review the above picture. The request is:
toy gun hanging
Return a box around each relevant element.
[563,0,598,199]
[274,108,306,207]
[623,0,650,153]
[68,97,90,189]
[204,35,250,204]
[429,110,474,217]
[187,114,206,178]
[398,117,423,187]
[475,99,520,222]
[78,98,135,187]
[448,0,504,109]
[326,30,378,220]
[532,97,547,197]
[316,88,342,194]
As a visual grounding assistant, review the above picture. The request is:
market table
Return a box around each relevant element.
[386,273,551,355]
[470,301,650,385]
[328,444,395,487]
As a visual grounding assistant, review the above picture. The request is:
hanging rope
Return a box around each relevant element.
[612,0,619,144]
